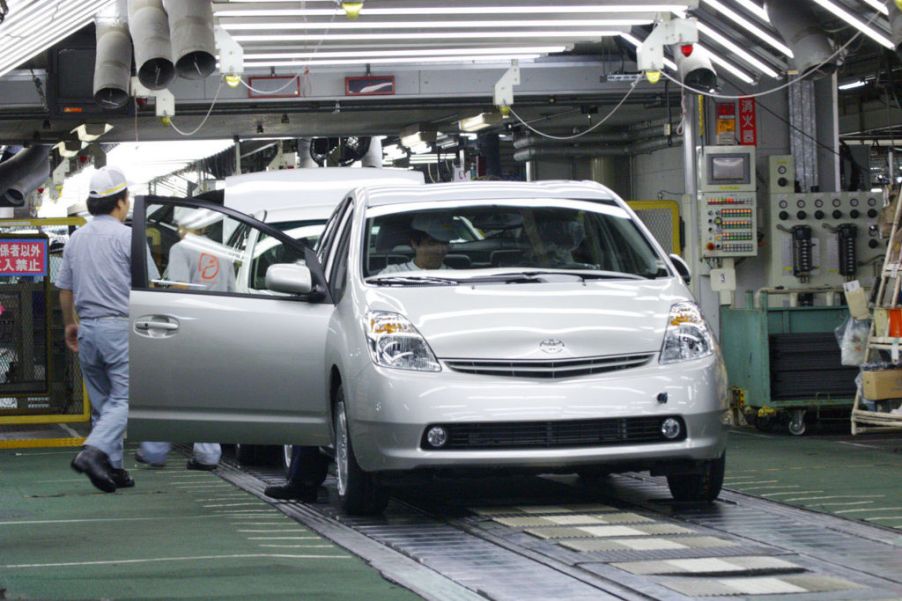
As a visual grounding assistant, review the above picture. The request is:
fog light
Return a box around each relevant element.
[426,426,448,448]
[661,418,681,440]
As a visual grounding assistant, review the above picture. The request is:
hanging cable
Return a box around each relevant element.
[168,81,225,137]
[508,78,640,141]
[660,9,883,100]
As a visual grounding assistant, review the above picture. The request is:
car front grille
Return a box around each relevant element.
[442,353,655,379]
[421,416,686,450]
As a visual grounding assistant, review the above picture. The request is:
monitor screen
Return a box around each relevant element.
[708,154,751,184]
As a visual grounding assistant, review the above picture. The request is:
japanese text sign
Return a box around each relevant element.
[0,238,48,277]
[739,97,757,146]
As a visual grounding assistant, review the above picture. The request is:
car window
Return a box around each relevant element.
[316,197,352,265]
[327,212,354,301]
[362,202,663,279]
[249,222,325,291]
[143,202,303,296]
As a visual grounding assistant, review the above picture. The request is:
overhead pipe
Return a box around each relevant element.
[128,0,175,90]
[512,139,680,162]
[888,0,902,59]
[297,138,320,168]
[0,146,51,207]
[361,136,383,168]
[163,0,217,80]
[513,132,631,149]
[766,0,836,75]
[93,1,133,109]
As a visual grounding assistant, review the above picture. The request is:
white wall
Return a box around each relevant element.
[630,145,685,200]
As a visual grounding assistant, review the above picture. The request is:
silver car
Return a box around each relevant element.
[129,181,728,514]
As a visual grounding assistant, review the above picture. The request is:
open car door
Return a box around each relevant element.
[127,196,333,446]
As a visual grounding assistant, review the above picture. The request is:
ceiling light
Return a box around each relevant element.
[459,112,504,132]
[233,30,621,42]
[400,127,436,149]
[697,22,780,78]
[860,0,889,15]
[409,142,433,155]
[215,4,691,17]
[810,0,894,49]
[221,18,652,30]
[620,33,678,70]
[699,0,793,57]
[838,79,868,90]
[731,0,770,21]
[697,42,755,84]
[341,1,364,19]
[244,54,544,68]
[244,45,568,60]
[71,123,113,142]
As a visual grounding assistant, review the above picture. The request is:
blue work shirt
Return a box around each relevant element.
[55,215,155,319]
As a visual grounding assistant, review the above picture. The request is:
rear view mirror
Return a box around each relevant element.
[265,263,313,295]
[669,254,691,285]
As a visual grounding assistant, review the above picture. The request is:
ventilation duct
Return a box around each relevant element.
[163,0,216,80]
[889,0,902,59]
[0,146,51,207]
[766,0,836,75]
[361,136,383,168]
[94,14,133,109]
[128,0,174,90]
[672,44,717,90]
[297,139,320,168]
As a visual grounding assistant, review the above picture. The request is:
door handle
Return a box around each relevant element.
[135,320,179,331]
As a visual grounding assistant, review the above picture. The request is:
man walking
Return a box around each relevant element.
[57,166,142,493]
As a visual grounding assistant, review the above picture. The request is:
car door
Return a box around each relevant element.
[128,196,334,446]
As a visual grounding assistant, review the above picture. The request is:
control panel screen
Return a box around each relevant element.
[708,154,750,185]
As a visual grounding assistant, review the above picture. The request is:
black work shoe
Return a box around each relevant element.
[264,483,318,502]
[110,468,135,488]
[71,446,116,493]
[186,458,218,471]
[134,451,165,468]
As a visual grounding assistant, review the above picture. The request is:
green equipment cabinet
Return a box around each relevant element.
[721,290,856,435]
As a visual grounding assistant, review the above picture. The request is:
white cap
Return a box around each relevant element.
[410,213,456,242]
[88,166,128,199]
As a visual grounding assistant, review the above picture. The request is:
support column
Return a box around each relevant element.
[682,93,701,300]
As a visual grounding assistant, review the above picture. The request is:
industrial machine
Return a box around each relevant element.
[698,146,758,260]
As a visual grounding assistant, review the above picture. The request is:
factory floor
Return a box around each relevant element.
[0,426,899,600]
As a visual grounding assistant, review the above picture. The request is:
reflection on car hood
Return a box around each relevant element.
[364,278,691,360]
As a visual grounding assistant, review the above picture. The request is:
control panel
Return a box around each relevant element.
[767,191,885,289]
[700,192,758,258]
[768,154,795,194]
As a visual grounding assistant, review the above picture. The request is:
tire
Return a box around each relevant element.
[334,387,388,515]
[666,453,725,503]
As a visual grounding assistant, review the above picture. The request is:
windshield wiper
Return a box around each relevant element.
[367,275,460,286]
[465,270,646,284]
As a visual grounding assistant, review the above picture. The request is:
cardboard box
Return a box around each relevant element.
[862,369,902,400]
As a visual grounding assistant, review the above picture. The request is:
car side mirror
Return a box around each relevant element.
[669,254,691,285]
[266,263,313,295]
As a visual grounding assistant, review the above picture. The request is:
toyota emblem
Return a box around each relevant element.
[539,339,565,354]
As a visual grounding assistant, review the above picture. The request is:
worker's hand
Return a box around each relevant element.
[65,324,79,353]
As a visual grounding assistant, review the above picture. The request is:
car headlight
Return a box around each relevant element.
[365,311,441,372]
[660,302,715,364]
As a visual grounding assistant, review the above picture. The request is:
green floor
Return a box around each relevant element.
[0,446,420,601]
[726,428,902,531]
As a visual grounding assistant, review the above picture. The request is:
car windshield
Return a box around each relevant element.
[363,201,666,281]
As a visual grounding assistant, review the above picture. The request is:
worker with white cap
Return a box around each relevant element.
[56,166,156,492]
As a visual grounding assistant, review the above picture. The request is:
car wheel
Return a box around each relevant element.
[666,453,725,503]
[334,388,388,515]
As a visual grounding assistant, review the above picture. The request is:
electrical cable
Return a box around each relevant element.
[239,74,301,95]
[508,78,640,141]
[168,81,225,137]
[660,9,884,100]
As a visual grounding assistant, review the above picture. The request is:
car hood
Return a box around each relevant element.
[363,278,691,360]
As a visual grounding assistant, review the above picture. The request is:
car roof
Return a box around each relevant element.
[224,168,424,215]
[360,180,620,208]
[254,205,335,224]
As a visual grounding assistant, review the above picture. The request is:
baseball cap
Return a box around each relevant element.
[410,213,456,242]
[88,166,128,199]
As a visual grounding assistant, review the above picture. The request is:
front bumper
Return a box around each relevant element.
[346,354,728,473]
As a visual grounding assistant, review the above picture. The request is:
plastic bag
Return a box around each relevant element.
[835,317,870,366]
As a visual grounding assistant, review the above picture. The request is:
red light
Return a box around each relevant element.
[680,44,694,57]
[78,155,89,163]
[37,187,44,194]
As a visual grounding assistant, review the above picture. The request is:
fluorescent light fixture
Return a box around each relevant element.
[215,4,691,17]
[810,0,894,49]
[696,43,755,84]
[244,54,543,68]
[871,187,884,192]
[620,32,678,70]
[732,0,770,21]
[400,128,436,149]
[233,30,621,42]
[460,133,479,140]
[838,79,867,90]
[71,123,114,142]
[409,142,433,155]
[459,112,504,132]
[697,22,780,78]
[244,46,568,60]
[383,144,407,160]
[700,0,793,57]
[222,19,652,30]
[861,0,890,15]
